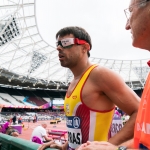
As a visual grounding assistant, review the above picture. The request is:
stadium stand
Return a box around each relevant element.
[27,97,47,106]
[12,95,25,104]
[0,97,12,106]
[0,93,24,106]
[42,97,51,102]
[12,95,25,102]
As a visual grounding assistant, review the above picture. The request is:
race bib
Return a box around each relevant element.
[66,116,82,149]
[111,118,123,137]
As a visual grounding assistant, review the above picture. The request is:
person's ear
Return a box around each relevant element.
[82,43,90,53]
[84,43,90,51]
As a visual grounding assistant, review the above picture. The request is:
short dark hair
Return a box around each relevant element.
[6,127,19,136]
[56,26,92,57]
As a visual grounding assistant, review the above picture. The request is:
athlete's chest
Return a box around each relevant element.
[67,79,79,96]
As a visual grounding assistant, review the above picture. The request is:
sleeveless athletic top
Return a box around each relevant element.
[64,64,114,150]
[134,72,150,149]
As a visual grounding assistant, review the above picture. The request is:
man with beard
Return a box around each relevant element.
[38,26,140,150]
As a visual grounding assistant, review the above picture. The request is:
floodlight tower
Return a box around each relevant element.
[0,16,20,47]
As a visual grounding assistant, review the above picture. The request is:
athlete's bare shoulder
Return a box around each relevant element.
[90,65,124,85]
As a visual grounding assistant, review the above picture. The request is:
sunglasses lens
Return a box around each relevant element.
[56,41,63,47]
[56,38,75,48]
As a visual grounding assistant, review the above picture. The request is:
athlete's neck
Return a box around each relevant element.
[71,62,93,80]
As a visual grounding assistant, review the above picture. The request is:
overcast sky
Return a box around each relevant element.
[36,0,150,60]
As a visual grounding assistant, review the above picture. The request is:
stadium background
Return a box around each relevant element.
[0,1,149,149]
[0,0,149,113]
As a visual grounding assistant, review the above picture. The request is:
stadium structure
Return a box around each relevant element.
[0,0,149,111]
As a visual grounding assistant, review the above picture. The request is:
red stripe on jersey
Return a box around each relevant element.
[75,104,90,143]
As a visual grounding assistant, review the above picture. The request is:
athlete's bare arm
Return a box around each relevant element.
[83,66,140,145]
[118,139,134,148]
[76,139,134,150]
[38,141,68,150]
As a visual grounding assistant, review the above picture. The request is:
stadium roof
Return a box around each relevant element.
[0,0,149,90]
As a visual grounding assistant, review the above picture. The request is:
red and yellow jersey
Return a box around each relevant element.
[64,64,114,149]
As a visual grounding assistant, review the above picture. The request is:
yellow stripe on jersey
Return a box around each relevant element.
[94,111,114,141]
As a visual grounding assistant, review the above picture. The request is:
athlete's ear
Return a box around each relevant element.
[82,43,90,52]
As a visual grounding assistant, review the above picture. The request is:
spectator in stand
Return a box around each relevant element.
[6,127,19,137]
[28,116,31,122]
[35,114,38,122]
[30,122,52,143]
[12,114,17,125]
[18,116,22,124]
[33,114,38,123]
[2,119,11,133]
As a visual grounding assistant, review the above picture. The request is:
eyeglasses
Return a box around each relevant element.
[56,38,87,49]
[124,0,150,19]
